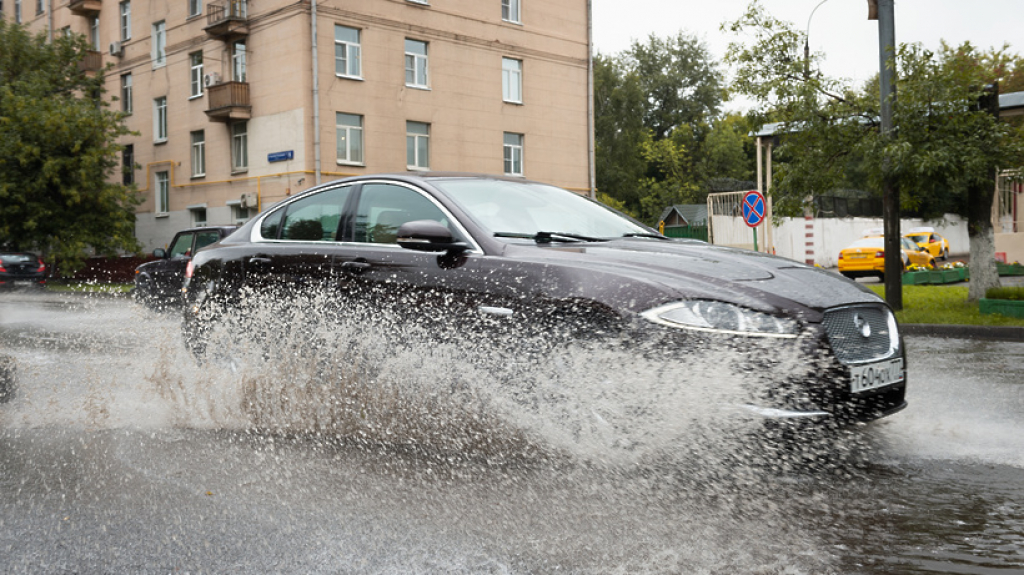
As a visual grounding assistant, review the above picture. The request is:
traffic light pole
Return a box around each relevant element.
[872,0,902,310]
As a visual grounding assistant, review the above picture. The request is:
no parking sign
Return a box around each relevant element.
[742,190,766,228]
[742,190,766,252]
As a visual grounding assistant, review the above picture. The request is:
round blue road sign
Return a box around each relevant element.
[742,190,766,228]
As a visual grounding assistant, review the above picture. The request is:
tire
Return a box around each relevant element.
[942,247,949,261]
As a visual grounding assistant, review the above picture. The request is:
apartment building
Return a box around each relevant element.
[3,0,594,251]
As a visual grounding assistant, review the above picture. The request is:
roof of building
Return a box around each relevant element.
[658,204,708,226]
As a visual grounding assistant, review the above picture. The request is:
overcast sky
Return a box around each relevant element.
[591,0,1024,98]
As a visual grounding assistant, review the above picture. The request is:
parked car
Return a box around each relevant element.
[182,173,907,425]
[0,252,47,289]
[134,226,238,306]
[903,227,950,260]
[838,235,936,281]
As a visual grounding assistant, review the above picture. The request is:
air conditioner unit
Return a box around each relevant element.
[109,41,123,57]
[203,72,221,87]
[240,193,257,209]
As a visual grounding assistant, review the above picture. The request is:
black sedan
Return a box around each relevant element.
[134,225,238,307]
[182,173,907,425]
[0,252,47,289]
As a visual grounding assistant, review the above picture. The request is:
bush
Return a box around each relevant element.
[985,286,1024,301]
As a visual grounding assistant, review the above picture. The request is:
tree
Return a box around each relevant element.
[594,34,743,223]
[725,2,1024,300]
[0,21,140,272]
[593,53,647,217]
[622,33,725,139]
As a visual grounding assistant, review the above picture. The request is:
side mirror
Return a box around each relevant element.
[153,248,167,259]
[397,220,469,254]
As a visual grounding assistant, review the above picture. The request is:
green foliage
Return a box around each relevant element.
[985,286,1024,301]
[724,1,1024,222]
[866,285,1024,326]
[620,33,725,139]
[0,21,141,272]
[594,36,752,225]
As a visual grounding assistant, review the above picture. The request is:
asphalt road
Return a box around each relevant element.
[0,291,1022,574]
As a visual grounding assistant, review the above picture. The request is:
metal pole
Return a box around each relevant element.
[876,0,902,309]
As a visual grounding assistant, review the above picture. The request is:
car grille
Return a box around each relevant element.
[822,305,898,365]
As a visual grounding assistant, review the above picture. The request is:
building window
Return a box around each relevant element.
[156,171,169,214]
[121,73,133,114]
[191,131,206,177]
[504,132,524,176]
[190,52,204,98]
[404,39,428,89]
[232,204,253,224]
[232,121,248,171]
[334,25,361,79]
[122,144,134,186]
[120,2,131,40]
[188,0,202,18]
[232,40,247,82]
[502,57,523,103]
[154,97,167,143]
[89,16,100,50]
[406,121,430,170]
[336,113,364,165]
[502,0,520,23]
[191,207,207,227]
[35,0,41,15]
[15,0,21,23]
[153,21,166,67]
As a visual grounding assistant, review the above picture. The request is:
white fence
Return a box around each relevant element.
[709,214,971,267]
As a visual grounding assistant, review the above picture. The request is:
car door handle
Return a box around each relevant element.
[479,306,514,317]
[341,261,371,274]
[247,257,272,273]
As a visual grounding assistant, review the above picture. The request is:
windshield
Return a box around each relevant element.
[433,179,650,240]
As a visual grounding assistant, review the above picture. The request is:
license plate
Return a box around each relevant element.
[850,358,904,393]
[14,280,33,286]
[848,254,867,259]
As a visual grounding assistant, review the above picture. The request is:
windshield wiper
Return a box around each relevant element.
[494,231,607,244]
[622,232,669,240]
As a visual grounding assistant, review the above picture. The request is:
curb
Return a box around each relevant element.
[902,323,1024,341]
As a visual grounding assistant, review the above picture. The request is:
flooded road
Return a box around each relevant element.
[1,291,1022,574]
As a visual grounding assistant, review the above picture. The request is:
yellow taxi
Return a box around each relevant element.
[838,235,936,281]
[903,227,950,260]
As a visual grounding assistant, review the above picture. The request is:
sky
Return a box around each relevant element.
[591,0,1024,105]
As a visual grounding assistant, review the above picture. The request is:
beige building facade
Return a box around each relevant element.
[4,0,594,251]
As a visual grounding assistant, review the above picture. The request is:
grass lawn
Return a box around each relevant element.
[867,285,1024,326]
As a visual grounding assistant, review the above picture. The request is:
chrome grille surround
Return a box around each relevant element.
[822,304,900,365]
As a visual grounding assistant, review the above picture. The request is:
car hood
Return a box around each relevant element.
[501,238,882,314]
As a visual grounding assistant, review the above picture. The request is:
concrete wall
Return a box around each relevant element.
[712,214,972,267]
[996,232,1024,264]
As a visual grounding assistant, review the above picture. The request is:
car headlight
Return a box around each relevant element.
[641,300,800,338]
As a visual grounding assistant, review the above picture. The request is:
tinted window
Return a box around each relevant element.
[168,233,195,257]
[279,186,350,241]
[353,183,452,244]
[195,231,222,251]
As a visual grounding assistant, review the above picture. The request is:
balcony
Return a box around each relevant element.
[69,0,102,15]
[78,50,102,74]
[204,0,249,39]
[205,81,251,121]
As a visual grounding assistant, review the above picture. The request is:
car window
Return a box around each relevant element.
[353,183,452,244]
[277,186,351,241]
[168,233,195,257]
[901,238,918,251]
[435,179,648,238]
[0,254,33,264]
[195,231,223,251]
